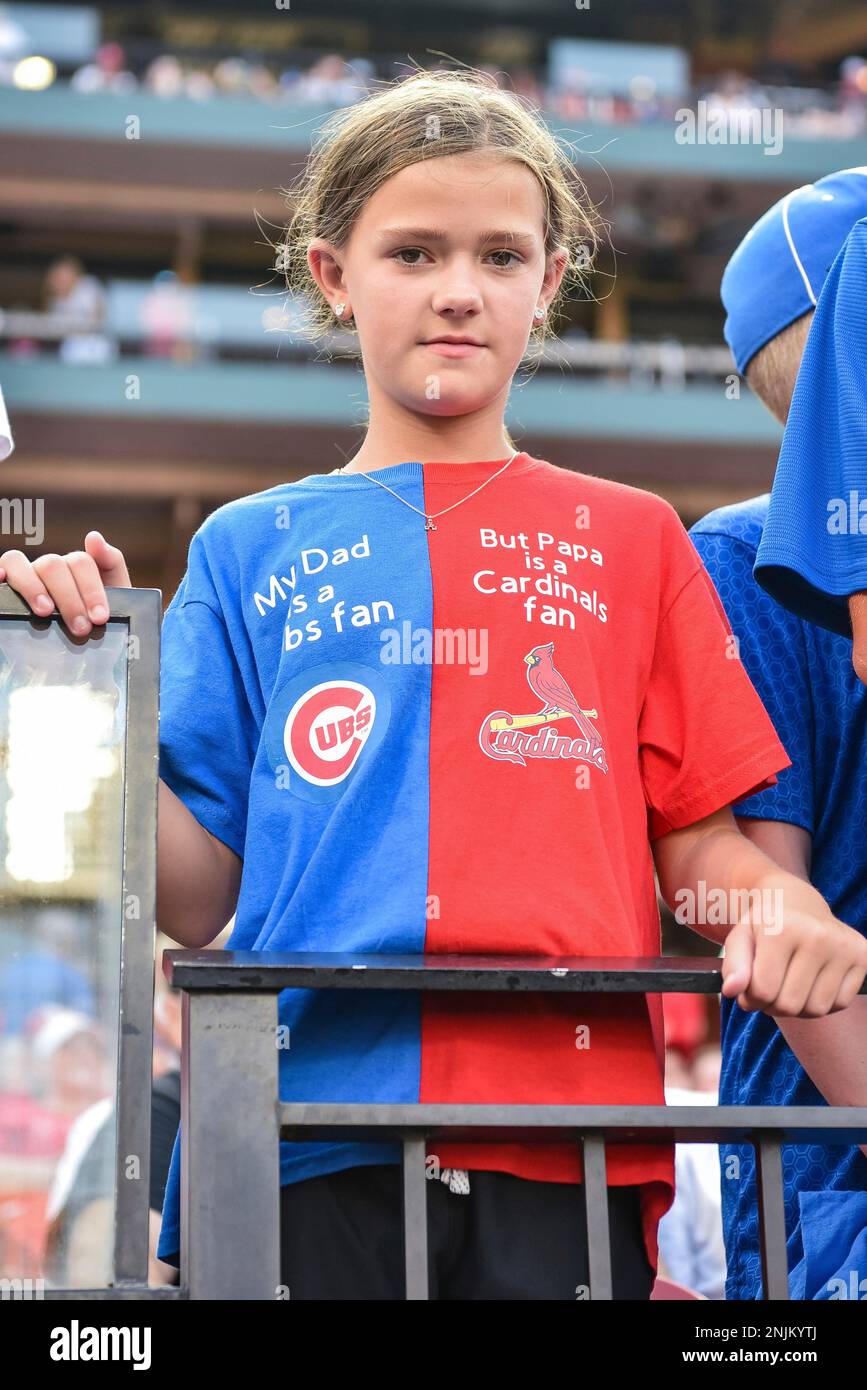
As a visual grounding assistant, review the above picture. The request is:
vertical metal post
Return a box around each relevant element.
[182,990,281,1300]
[582,1134,613,1300]
[755,1135,790,1300]
[106,592,161,1287]
[402,1137,429,1300]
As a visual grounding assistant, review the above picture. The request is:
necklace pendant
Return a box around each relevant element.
[424,515,437,531]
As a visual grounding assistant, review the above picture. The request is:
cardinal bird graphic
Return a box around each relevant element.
[524,641,607,771]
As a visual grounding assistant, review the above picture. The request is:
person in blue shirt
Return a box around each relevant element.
[690,168,867,1300]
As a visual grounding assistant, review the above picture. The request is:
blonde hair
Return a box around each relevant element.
[272,65,606,449]
[744,310,814,425]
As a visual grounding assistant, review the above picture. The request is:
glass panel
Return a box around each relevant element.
[0,616,128,1289]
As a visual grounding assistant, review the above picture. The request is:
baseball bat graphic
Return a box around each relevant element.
[488,706,597,733]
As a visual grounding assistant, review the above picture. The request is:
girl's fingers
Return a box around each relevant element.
[728,918,800,1013]
[781,956,842,1017]
[756,938,818,1015]
[0,539,127,632]
[66,550,112,622]
[832,960,867,1012]
[720,919,754,997]
[29,555,99,635]
[0,551,56,616]
[84,532,131,589]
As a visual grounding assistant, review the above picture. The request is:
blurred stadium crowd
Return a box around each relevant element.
[1,33,867,138]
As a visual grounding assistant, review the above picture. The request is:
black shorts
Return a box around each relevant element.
[278,1163,655,1300]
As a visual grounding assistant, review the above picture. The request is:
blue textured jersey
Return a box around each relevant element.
[690,494,867,1301]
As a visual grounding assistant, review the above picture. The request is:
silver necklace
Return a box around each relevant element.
[336,451,520,531]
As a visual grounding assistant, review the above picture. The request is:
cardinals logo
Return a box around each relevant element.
[479,641,608,772]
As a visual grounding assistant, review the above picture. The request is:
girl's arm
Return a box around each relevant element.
[653,806,867,1158]
[157,779,242,949]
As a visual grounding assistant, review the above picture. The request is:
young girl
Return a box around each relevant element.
[3,68,866,1301]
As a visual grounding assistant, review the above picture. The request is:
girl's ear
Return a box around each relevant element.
[306,236,347,309]
[543,244,571,303]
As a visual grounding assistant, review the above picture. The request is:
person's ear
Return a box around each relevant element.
[848,591,867,687]
[541,244,570,309]
[306,237,348,319]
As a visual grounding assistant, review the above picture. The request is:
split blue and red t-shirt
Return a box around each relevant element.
[155,451,791,1273]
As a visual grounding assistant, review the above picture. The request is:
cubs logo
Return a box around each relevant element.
[264,661,391,803]
[285,679,376,786]
[479,641,608,772]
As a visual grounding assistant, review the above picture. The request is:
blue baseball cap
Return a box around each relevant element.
[721,167,867,374]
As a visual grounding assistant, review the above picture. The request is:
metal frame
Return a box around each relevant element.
[163,950,867,1301]
[0,582,165,1297]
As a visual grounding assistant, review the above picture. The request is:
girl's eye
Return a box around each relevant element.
[392,248,429,267]
[488,249,522,269]
[391,248,522,269]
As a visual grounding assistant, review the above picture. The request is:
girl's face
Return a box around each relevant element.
[309,151,568,426]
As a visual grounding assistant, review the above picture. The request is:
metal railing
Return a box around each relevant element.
[162,949,867,1301]
[20,583,861,1302]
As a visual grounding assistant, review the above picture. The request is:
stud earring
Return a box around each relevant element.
[533,305,545,320]
[334,302,346,317]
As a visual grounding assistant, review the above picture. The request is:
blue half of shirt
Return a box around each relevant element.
[154,468,439,1266]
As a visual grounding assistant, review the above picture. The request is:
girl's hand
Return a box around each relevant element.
[0,532,132,636]
[721,877,867,1018]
